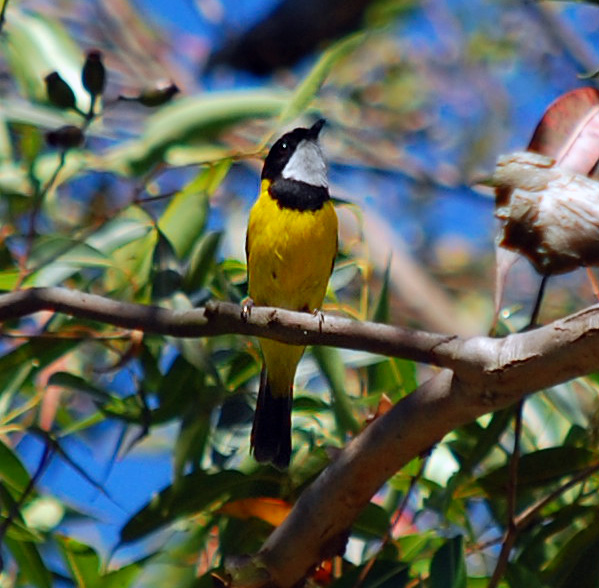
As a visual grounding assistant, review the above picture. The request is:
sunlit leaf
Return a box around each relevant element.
[57,536,101,587]
[102,92,288,175]
[276,32,366,129]
[219,497,291,527]
[4,536,52,588]
[311,346,360,436]
[158,160,230,259]
[0,440,31,496]
[5,11,87,106]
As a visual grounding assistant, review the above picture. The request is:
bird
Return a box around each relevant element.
[245,119,338,468]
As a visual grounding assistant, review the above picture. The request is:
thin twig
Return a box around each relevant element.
[528,275,549,328]
[488,400,524,588]
[18,150,68,286]
[472,461,599,557]
[353,457,427,588]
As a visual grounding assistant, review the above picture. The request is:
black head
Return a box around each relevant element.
[262,119,326,181]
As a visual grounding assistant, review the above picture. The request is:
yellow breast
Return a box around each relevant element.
[247,180,338,312]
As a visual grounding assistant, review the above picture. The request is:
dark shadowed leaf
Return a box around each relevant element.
[430,535,466,588]
[329,560,409,588]
[184,231,223,293]
[120,469,280,544]
[542,513,599,588]
[478,446,596,494]
[506,562,547,588]
[371,256,391,324]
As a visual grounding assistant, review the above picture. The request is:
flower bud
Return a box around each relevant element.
[82,49,106,97]
[44,72,76,110]
[46,125,84,150]
[119,83,179,107]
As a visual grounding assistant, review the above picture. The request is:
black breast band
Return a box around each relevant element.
[269,178,330,211]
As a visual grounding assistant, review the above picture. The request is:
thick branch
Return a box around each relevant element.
[2,288,599,402]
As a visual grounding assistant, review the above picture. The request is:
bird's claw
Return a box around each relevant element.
[241,297,255,321]
[313,309,325,333]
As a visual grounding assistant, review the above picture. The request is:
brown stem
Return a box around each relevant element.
[488,400,524,588]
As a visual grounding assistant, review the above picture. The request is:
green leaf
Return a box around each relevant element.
[120,469,280,544]
[0,339,76,401]
[100,559,148,588]
[57,536,101,587]
[151,228,183,302]
[506,562,548,588]
[0,268,21,290]
[158,161,230,259]
[4,536,53,588]
[24,237,112,287]
[47,371,112,403]
[154,354,205,423]
[103,209,157,297]
[276,31,367,128]
[518,504,597,571]
[102,92,288,175]
[5,11,87,106]
[1,515,43,542]
[0,440,31,496]
[430,535,466,588]
[184,231,223,292]
[311,346,360,436]
[542,513,599,587]
[329,560,409,588]
[87,213,154,253]
[396,531,443,562]
[371,256,391,324]
[479,447,596,494]
[354,502,391,538]
[0,360,35,419]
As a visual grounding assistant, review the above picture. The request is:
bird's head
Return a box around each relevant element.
[262,119,327,188]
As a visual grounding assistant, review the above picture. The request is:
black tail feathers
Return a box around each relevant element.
[251,369,292,468]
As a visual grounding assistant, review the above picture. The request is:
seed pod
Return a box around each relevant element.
[44,72,76,110]
[494,151,599,275]
[46,125,84,150]
[119,83,179,107]
[82,49,106,97]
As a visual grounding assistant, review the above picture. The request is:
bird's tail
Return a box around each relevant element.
[251,367,292,469]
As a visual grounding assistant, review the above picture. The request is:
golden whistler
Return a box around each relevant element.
[246,119,338,468]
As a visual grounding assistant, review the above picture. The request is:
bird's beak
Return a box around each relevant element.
[308,118,326,139]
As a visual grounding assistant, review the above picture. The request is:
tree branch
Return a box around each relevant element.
[4,287,599,586]
[2,287,599,403]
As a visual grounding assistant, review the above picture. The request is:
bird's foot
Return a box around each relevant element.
[313,308,325,333]
[241,297,255,321]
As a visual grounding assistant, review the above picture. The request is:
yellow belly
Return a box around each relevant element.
[247,180,338,394]
[247,181,338,312]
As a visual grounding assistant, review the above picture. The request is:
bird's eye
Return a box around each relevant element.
[281,141,288,150]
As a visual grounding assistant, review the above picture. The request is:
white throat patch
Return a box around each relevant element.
[281,140,328,187]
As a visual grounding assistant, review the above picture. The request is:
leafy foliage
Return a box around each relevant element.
[0,2,599,588]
